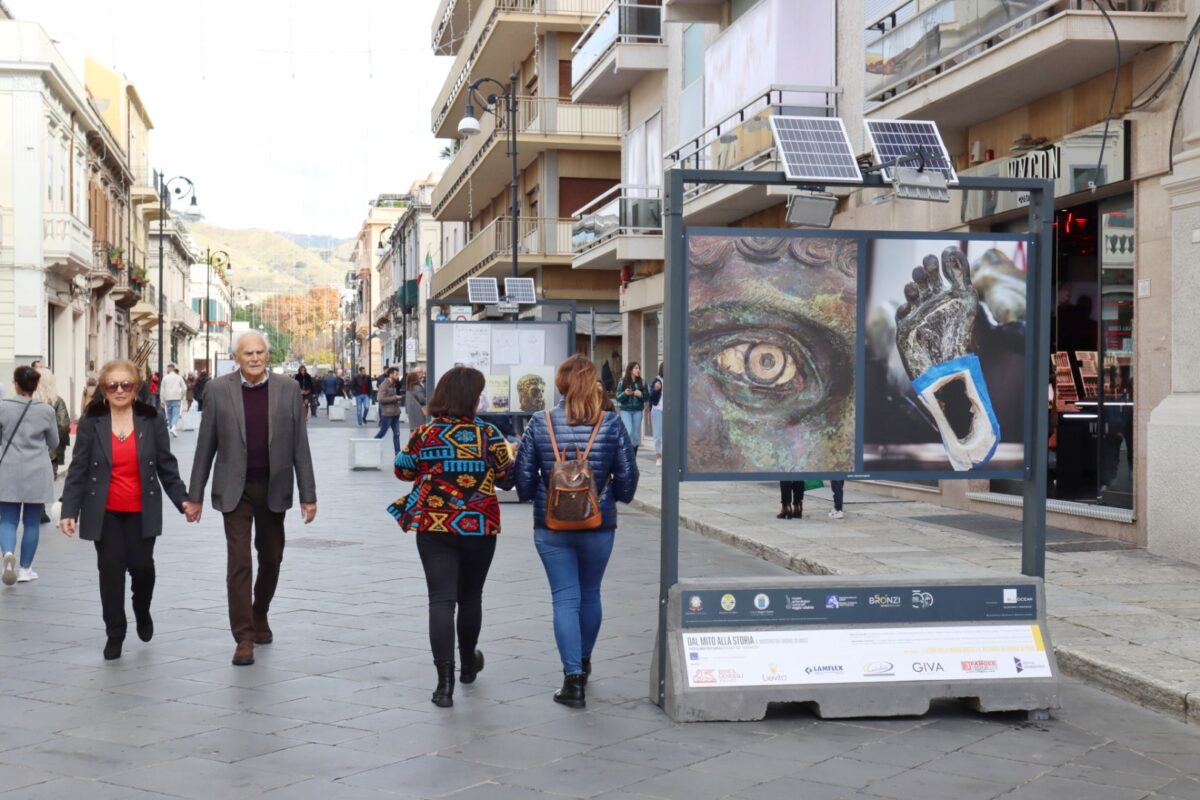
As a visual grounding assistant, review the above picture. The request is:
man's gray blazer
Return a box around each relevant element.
[188,372,317,513]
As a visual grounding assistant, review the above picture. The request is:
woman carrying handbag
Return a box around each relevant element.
[0,366,59,586]
[514,355,639,709]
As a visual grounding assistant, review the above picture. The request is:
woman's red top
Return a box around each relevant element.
[106,432,143,512]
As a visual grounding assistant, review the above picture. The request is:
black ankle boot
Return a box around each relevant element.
[459,649,484,684]
[794,503,803,519]
[134,607,153,643]
[103,637,123,661]
[432,663,455,708]
[776,504,791,519]
[581,657,592,686]
[554,673,586,709]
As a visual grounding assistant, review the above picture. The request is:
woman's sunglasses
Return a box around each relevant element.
[105,381,135,393]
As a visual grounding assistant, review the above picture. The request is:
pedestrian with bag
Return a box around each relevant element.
[159,364,188,437]
[389,367,514,708]
[614,361,646,457]
[58,359,190,660]
[778,479,824,519]
[373,367,402,453]
[514,354,639,708]
[0,366,59,586]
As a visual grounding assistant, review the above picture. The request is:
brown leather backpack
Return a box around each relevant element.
[543,409,603,531]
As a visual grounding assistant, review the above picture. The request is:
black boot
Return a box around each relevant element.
[103,637,123,661]
[794,502,803,519]
[776,504,792,520]
[581,657,592,686]
[432,662,455,708]
[134,607,153,642]
[459,649,484,684]
[554,673,587,709]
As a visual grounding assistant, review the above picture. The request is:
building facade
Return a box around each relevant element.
[349,197,406,378]
[149,218,202,370]
[189,260,231,373]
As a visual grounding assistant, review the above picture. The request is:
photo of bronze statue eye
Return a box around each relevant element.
[687,233,857,475]
[863,238,1027,473]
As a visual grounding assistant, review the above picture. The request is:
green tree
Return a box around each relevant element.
[233,307,292,366]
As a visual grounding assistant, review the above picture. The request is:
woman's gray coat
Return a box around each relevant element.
[0,397,59,504]
[60,401,188,541]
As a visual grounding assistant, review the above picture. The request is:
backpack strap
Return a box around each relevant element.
[579,416,603,461]
[544,409,564,462]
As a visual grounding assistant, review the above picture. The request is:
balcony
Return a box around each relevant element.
[111,268,139,309]
[666,85,840,225]
[431,0,609,138]
[170,300,201,336]
[433,96,622,220]
[373,295,397,328]
[571,185,663,270]
[89,240,119,294]
[43,212,93,279]
[866,0,1186,130]
[661,0,720,23]
[431,216,573,298]
[571,2,666,104]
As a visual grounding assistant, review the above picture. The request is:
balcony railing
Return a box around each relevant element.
[865,0,1164,103]
[171,300,201,333]
[432,0,610,133]
[433,96,621,216]
[43,212,93,274]
[436,216,574,295]
[572,1,663,88]
[571,184,662,253]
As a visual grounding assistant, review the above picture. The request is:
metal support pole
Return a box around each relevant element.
[204,248,211,372]
[509,69,520,282]
[655,167,686,708]
[157,176,166,381]
[1022,180,1054,578]
[400,226,408,383]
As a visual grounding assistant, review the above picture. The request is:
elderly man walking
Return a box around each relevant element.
[185,331,317,666]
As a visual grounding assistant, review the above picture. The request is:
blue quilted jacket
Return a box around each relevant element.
[514,405,639,532]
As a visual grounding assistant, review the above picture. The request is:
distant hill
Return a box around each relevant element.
[187,223,354,301]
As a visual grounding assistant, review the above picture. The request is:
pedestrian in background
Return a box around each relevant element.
[649,363,664,467]
[614,361,646,457]
[829,479,846,519]
[186,331,317,667]
[374,367,402,453]
[294,365,315,420]
[515,355,639,709]
[58,359,189,660]
[0,366,59,586]
[193,370,210,412]
[147,371,161,408]
[185,372,196,410]
[82,376,98,412]
[32,367,70,478]
[351,366,372,426]
[406,369,427,429]
[159,364,187,437]
[321,370,342,416]
[778,481,805,520]
[390,366,514,708]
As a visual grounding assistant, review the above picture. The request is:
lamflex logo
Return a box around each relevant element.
[863,661,895,676]
[804,665,844,676]
[911,590,935,609]
[720,594,736,612]
[868,594,902,608]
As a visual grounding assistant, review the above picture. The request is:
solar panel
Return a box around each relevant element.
[504,277,537,304]
[467,277,500,305]
[769,116,863,184]
[864,119,959,185]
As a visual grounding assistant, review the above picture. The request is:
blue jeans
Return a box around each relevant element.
[651,407,663,456]
[831,480,845,511]
[375,415,400,452]
[0,502,43,568]
[165,399,182,429]
[619,409,642,450]
[534,529,615,675]
[355,394,370,425]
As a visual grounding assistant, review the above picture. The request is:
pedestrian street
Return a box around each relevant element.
[0,419,1197,799]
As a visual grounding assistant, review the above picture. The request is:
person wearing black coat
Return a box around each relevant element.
[59,360,189,660]
[514,355,638,709]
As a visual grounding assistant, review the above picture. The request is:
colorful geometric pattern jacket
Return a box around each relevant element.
[388,417,515,535]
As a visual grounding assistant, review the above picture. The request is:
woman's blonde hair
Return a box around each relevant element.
[556,354,604,426]
[95,359,142,404]
[32,367,58,404]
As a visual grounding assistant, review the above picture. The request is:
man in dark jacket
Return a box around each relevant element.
[193,370,210,411]
[320,371,343,416]
[350,367,372,426]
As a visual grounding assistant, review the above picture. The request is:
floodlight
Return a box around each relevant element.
[893,166,950,203]
[458,104,481,137]
[785,190,838,228]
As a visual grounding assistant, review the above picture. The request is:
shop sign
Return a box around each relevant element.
[960,121,1128,223]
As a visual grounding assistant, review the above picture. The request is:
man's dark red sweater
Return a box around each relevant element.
[242,383,270,483]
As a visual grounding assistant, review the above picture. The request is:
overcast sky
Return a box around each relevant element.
[10,0,450,238]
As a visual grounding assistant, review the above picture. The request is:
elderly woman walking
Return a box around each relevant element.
[0,366,59,585]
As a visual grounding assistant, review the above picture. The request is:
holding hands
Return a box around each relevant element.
[59,518,76,537]
[182,500,203,523]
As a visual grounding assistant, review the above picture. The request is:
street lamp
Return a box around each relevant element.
[458,70,520,283]
[157,173,199,380]
[203,248,230,372]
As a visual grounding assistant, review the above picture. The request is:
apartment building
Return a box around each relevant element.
[427,0,624,359]
[349,197,406,377]
[189,260,232,373]
[628,0,1196,558]
[149,218,202,369]
[375,175,442,376]
[0,19,100,414]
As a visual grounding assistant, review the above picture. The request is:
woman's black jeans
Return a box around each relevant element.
[415,533,497,666]
[779,481,806,506]
[95,511,156,640]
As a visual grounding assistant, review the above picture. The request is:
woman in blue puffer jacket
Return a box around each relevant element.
[514,354,639,709]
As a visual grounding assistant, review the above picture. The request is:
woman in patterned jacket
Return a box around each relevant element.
[389,366,515,708]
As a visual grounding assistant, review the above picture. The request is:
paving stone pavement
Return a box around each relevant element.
[630,460,1200,725]
[0,419,1197,799]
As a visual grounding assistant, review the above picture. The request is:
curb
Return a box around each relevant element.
[630,496,1197,724]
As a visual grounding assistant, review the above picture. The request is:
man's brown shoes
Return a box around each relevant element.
[232,640,255,666]
[254,619,273,645]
